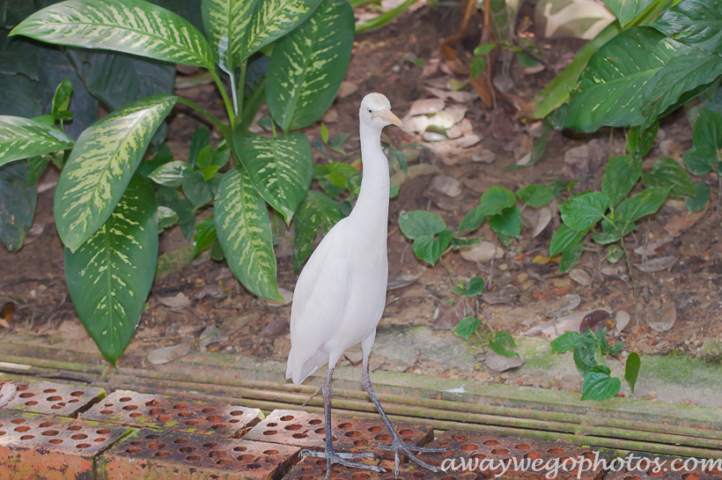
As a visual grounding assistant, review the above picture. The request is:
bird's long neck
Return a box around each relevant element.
[350,124,390,236]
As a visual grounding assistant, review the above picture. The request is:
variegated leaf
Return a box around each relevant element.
[55,94,176,252]
[215,167,283,301]
[203,0,323,69]
[267,0,354,131]
[234,132,312,224]
[11,0,214,68]
[0,116,74,167]
[64,174,158,366]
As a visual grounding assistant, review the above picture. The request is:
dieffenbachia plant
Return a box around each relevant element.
[1,0,355,365]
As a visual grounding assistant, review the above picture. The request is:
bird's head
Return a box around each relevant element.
[359,93,403,129]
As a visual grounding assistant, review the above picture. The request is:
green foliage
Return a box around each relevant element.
[399,211,453,266]
[1,0,358,364]
[552,328,637,400]
[453,277,485,297]
[64,175,158,366]
[489,331,519,358]
[453,316,482,340]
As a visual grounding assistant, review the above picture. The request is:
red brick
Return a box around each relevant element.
[420,430,613,480]
[1,379,105,417]
[97,428,300,480]
[604,453,722,479]
[0,410,128,480]
[81,390,262,438]
[243,409,433,460]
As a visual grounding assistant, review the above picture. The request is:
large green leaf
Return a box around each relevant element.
[533,22,622,119]
[64,174,158,366]
[215,167,283,301]
[234,132,313,224]
[0,161,37,252]
[641,45,722,124]
[55,95,176,252]
[11,0,214,68]
[652,0,722,53]
[0,116,74,167]
[603,0,656,28]
[566,27,677,132]
[266,0,354,131]
[202,0,323,69]
[293,190,345,271]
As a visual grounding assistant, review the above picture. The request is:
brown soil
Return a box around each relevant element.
[2,3,721,381]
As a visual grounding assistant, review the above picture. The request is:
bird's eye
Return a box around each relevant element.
[368,108,373,113]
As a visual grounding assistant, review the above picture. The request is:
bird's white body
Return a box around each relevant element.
[286,94,394,385]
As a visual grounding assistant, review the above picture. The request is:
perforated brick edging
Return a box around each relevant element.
[0,410,129,479]
[604,453,722,479]
[285,455,480,480]
[243,409,434,459]
[0,379,105,417]
[97,427,300,480]
[81,390,262,438]
[418,430,613,480]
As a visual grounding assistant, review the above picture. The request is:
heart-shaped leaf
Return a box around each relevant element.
[54,95,176,251]
[399,210,446,239]
[64,174,158,366]
[602,155,643,207]
[560,192,610,231]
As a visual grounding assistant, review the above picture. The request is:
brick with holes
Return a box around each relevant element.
[285,454,480,479]
[97,428,300,480]
[0,379,105,417]
[416,430,614,480]
[605,453,722,480]
[0,409,128,479]
[243,409,434,461]
[81,390,262,438]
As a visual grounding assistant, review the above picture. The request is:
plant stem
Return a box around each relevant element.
[237,62,247,122]
[718,174,721,216]
[438,257,456,288]
[210,69,236,128]
[619,238,639,324]
[177,97,229,138]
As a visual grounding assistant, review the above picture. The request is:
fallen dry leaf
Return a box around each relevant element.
[664,210,706,238]
[635,256,677,273]
[337,81,358,98]
[198,325,230,351]
[408,98,445,116]
[0,382,17,408]
[425,86,477,104]
[158,292,191,310]
[147,342,192,365]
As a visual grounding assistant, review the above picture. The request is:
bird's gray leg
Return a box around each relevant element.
[361,339,447,477]
[300,367,384,480]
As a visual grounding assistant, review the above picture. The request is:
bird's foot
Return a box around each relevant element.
[300,449,385,480]
[374,438,448,476]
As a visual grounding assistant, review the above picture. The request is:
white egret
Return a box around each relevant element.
[286,93,444,478]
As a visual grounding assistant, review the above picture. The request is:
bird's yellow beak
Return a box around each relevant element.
[378,109,403,128]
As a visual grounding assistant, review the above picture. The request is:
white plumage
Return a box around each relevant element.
[286,93,444,479]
